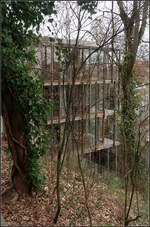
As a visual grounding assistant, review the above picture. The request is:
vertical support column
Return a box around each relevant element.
[89,48,91,81]
[78,85,81,148]
[98,150,100,173]
[81,48,84,80]
[118,50,121,111]
[88,82,91,122]
[97,50,100,80]
[102,50,106,144]
[113,81,118,174]
[111,0,114,83]
[44,45,47,79]
[58,81,61,146]
[93,83,97,170]
[47,46,51,81]
[102,119,105,144]
[111,51,114,83]
[40,41,43,78]
[81,82,84,155]
[95,82,98,152]
[51,44,54,145]
[107,149,110,171]
[115,146,118,175]
[89,83,91,162]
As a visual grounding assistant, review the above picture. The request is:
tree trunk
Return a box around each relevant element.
[121,56,136,159]
[2,87,31,195]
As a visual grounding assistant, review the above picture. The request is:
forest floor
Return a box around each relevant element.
[1,141,149,226]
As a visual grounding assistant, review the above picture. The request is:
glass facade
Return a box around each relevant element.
[40,39,116,152]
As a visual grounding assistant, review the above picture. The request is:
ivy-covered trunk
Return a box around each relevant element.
[117,1,148,225]
[120,56,137,166]
[120,56,141,226]
[2,88,31,194]
[2,1,56,197]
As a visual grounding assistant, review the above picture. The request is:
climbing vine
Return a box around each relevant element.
[2,1,56,192]
[120,56,141,159]
[119,51,145,225]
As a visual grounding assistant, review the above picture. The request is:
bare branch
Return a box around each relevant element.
[142,39,150,43]
[138,1,149,43]
[117,1,129,27]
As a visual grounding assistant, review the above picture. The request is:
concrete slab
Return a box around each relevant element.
[84,138,120,154]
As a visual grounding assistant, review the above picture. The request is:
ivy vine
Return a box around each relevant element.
[2,1,56,192]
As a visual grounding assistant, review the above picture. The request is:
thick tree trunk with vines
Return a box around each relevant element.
[121,57,136,161]
[2,88,31,196]
[117,1,149,225]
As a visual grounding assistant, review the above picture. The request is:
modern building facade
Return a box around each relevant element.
[35,37,120,156]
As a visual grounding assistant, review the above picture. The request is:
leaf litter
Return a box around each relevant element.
[1,141,148,226]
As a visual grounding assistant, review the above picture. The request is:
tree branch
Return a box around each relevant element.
[138,1,149,43]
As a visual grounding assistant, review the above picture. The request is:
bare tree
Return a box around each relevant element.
[44,1,125,224]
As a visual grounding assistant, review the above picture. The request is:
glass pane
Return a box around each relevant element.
[60,87,66,116]
[35,47,41,66]
[97,84,103,111]
[83,48,89,62]
[90,85,96,113]
[97,118,102,143]
[47,47,51,64]
[91,52,97,64]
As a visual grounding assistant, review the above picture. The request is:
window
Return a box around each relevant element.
[90,85,96,113]
[47,46,51,64]
[35,47,41,66]
[91,52,97,64]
